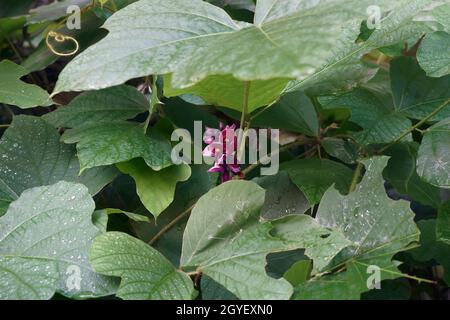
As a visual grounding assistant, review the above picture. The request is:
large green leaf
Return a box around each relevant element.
[54,0,414,105]
[383,143,442,208]
[180,180,350,299]
[89,232,195,300]
[61,122,173,171]
[0,181,118,300]
[417,118,450,188]
[0,116,117,215]
[286,0,432,94]
[0,60,51,108]
[417,31,450,78]
[44,85,148,128]
[294,157,420,299]
[280,158,354,205]
[116,159,191,218]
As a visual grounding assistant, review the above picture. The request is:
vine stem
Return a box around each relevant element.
[148,202,196,245]
[377,98,450,154]
[0,124,10,128]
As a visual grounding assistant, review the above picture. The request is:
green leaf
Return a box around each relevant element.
[320,57,450,145]
[430,2,450,32]
[0,116,117,215]
[437,202,450,246]
[180,180,350,299]
[319,88,412,145]
[253,171,310,220]
[54,0,416,99]
[43,85,148,128]
[61,122,173,171]
[116,159,191,218]
[164,74,288,112]
[89,232,196,300]
[322,138,359,164]
[286,0,432,94]
[417,118,450,188]
[280,158,354,205]
[383,143,442,208]
[0,60,51,108]
[391,57,450,120]
[251,91,319,136]
[408,219,450,285]
[131,164,217,266]
[417,31,450,78]
[283,260,312,287]
[294,157,420,299]
[0,181,118,300]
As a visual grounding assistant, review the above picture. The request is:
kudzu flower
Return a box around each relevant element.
[203,123,243,183]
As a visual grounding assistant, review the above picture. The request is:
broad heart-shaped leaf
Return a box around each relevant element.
[89,232,195,300]
[0,116,118,216]
[61,122,173,171]
[417,118,450,188]
[43,85,148,128]
[285,0,432,95]
[54,0,411,103]
[383,143,442,208]
[417,31,450,78]
[251,91,319,136]
[294,157,420,300]
[280,158,354,205]
[0,60,51,108]
[116,159,191,218]
[0,181,118,300]
[180,180,350,300]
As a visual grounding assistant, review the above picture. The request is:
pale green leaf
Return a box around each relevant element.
[0,181,118,300]
[0,60,51,108]
[89,232,195,300]
[417,31,450,77]
[180,180,350,299]
[116,159,191,218]
[61,122,173,171]
[294,157,420,299]
[54,0,417,103]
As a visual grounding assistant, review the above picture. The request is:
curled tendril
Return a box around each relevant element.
[45,31,79,57]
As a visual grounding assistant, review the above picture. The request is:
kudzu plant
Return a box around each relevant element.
[0,0,449,300]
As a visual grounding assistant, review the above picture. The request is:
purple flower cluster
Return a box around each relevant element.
[203,123,243,183]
